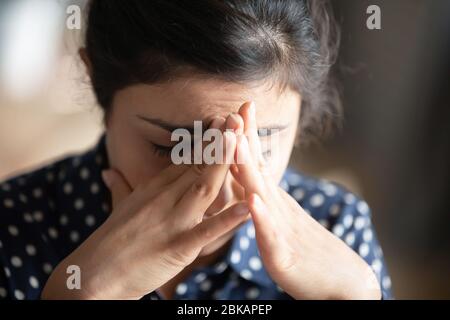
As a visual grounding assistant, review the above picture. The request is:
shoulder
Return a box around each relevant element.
[0,163,64,299]
[0,155,75,220]
[0,139,106,245]
[0,140,107,299]
[0,154,79,253]
[0,136,106,221]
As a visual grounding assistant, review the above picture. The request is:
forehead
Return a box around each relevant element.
[114,76,300,124]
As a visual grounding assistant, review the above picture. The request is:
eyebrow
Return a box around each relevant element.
[136,115,290,136]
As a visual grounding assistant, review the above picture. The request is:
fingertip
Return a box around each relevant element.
[230,164,239,176]
[226,113,244,135]
[101,170,113,189]
[239,100,253,113]
[232,202,250,216]
[209,117,226,130]
[239,101,256,130]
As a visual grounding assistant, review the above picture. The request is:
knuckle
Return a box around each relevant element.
[137,200,160,219]
[192,163,207,176]
[134,204,153,221]
[277,251,298,272]
[151,192,168,208]
[165,214,183,231]
[191,181,214,199]
[197,223,214,241]
[166,240,196,266]
[163,250,190,268]
[146,196,163,211]
[156,189,173,204]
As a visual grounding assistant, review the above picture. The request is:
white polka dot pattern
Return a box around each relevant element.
[0,136,393,300]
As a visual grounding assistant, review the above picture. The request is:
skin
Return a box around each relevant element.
[41,50,381,300]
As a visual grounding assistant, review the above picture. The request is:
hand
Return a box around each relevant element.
[230,102,382,300]
[41,117,250,300]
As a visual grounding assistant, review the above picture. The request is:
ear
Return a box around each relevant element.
[78,47,92,78]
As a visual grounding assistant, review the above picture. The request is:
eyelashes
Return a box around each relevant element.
[150,143,173,157]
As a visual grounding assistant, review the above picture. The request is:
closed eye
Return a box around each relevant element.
[150,143,173,157]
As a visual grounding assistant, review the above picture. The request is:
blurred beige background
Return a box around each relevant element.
[0,54,103,180]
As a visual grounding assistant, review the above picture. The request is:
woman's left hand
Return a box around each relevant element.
[229,102,382,300]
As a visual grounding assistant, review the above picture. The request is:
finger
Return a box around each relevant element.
[277,186,302,210]
[173,130,237,222]
[248,193,284,258]
[277,187,309,223]
[249,193,295,271]
[202,116,226,164]
[239,101,263,165]
[164,118,232,198]
[192,117,224,165]
[209,116,226,132]
[141,164,190,195]
[175,202,250,252]
[102,169,132,210]
[146,117,225,202]
[225,113,244,135]
[233,134,267,198]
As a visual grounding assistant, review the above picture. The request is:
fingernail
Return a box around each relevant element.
[101,170,112,188]
[234,203,249,216]
[209,117,225,129]
[228,114,243,135]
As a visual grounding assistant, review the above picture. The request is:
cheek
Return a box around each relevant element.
[127,155,172,188]
[260,136,295,182]
[267,130,297,183]
[264,148,291,184]
[106,124,171,188]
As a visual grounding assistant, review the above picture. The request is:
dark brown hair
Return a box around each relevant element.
[84,0,341,143]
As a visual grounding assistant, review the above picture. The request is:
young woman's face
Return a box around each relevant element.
[105,76,300,254]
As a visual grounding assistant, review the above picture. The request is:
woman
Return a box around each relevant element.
[0,0,392,300]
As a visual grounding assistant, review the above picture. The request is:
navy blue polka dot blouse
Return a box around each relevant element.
[0,134,393,300]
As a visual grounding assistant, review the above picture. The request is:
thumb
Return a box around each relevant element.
[101,169,132,209]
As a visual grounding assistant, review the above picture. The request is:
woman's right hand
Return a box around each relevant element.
[41,120,249,300]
